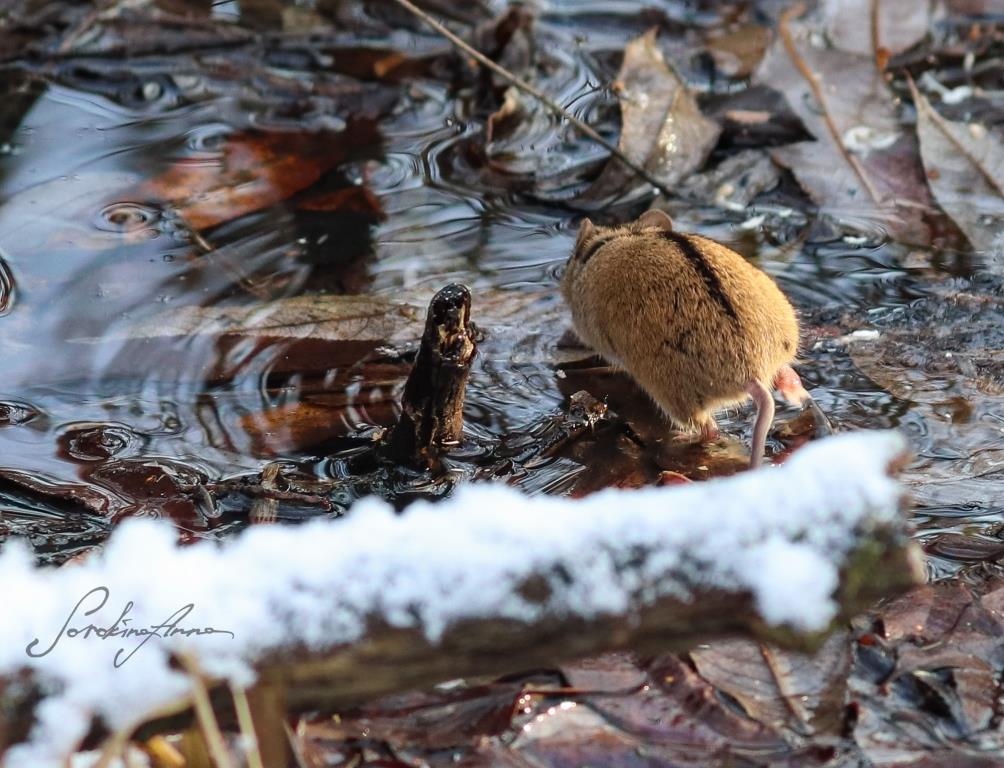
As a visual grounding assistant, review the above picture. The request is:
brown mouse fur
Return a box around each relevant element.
[561,209,808,468]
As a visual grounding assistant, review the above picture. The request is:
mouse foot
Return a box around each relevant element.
[668,419,720,444]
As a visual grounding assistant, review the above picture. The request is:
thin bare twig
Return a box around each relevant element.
[387,0,675,198]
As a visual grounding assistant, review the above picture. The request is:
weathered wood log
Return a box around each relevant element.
[0,432,921,765]
[387,283,478,468]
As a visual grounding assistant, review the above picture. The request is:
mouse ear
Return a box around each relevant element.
[638,209,673,232]
[574,218,596,252]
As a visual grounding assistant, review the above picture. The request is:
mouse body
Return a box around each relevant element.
[560,209,810,468]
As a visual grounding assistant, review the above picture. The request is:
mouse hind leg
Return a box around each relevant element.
[746,380,775,469]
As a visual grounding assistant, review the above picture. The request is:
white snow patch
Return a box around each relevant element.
[0,431,907,767]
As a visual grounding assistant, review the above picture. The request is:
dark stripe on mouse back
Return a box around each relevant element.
[661,232,739,323]
[577,232,620,264]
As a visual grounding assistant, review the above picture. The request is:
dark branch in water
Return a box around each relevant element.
[387,283,478,469]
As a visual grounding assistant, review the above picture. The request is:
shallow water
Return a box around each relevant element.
[0,1,998,571]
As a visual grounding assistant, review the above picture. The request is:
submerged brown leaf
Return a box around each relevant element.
[138,124,378,231]
[96,294,423,344]
[586,29,720,201]
[909,78,1004,262]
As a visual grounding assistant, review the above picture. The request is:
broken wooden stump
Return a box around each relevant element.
[387,283,478,469]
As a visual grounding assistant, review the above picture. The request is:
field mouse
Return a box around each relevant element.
[560,208,825,469]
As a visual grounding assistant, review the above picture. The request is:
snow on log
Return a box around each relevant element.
[0,431,921,766]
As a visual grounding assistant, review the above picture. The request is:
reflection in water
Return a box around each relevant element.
[0,4,993,568]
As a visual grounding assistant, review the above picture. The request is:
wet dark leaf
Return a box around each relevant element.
[704,86,815,149]
[0,468,111,516]
[853,577,1004,762]
[560,652,648,693]
[924,533,1004,563]
[680,149,781,208]
[690,633,851,737]
[302,683,525,750]
[581,654,786,751]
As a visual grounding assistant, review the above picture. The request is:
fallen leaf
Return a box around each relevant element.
[560,653,647,693]
[704,85,815,149]
[585,28,720,201]
[295,185,384,217]
[923,533,1004,563]
[581,654,786,751]
[908,78,1004,262]
[754,8,935,243]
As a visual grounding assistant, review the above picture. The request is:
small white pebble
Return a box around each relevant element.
[739,214,766,230]
[942,85,974,105]
[852,329,879,341]
[840,329,880,345]
[843,126,898,154]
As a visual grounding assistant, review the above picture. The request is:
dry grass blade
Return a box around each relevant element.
[176,653,236,768]
[232,685,266,768]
